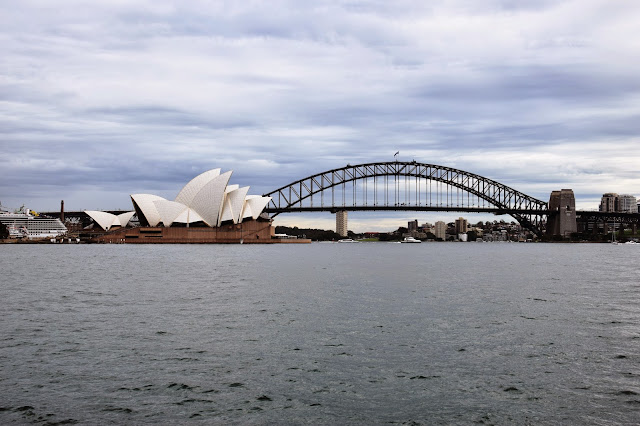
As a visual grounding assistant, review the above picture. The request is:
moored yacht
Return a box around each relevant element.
[400,236,422,243]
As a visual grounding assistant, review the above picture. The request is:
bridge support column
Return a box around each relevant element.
[547,189,577,238]
[633,224,637,236]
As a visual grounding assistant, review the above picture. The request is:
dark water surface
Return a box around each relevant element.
[1,243,639,424]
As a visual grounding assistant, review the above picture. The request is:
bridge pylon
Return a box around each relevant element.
[546,189,577,238]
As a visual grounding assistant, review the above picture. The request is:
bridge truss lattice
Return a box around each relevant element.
[264,161,549,236]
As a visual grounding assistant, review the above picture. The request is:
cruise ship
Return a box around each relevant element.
[0,204,67,239]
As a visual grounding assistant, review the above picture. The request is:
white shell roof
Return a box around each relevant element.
[241,195,258,221]
[190,171,232,227]
[175,168,221,206]
[127,168,270,229]
[154,200,188,227]
[85,210,117,231]
[173,207,204,224]
[131,194,165,227]
[221,186,250,224]
[242,196,271,220]
[86,210,135,231]
[116,211,136,227]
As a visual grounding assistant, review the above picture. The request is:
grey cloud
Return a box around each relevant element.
[85,106,255,130]
[1,0,639,215]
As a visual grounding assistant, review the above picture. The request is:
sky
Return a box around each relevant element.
[1,0,639,232]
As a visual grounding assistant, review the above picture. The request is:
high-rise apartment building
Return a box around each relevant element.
[455,217,468,234]
[434,221,446,240]
[618,194,638,213]
[600,193,618,212]
[408,220,418,232]
[336,210,348,237]
[599,193,638,213]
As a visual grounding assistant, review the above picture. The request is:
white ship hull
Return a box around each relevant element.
[1,210,67,240]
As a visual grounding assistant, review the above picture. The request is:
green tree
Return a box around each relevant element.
[378,233,395,241]
[275,226,341,241]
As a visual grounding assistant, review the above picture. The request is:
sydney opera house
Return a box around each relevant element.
[85,168,293,243]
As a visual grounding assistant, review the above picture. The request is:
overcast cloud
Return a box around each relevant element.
[1,0,639,231]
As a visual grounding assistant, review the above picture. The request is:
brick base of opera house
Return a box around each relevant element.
[91,220,310,244]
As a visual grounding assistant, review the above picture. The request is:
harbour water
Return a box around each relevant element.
[1,243,639,424]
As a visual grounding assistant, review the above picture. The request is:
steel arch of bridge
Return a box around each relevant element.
[263,161,549,235]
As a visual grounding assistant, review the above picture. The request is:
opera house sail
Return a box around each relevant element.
[87,168,281,243]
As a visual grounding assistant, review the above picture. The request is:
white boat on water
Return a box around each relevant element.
[0,204,67,240]
[337,238,359,243]
[610,219,620,245]
[400,236,422,243]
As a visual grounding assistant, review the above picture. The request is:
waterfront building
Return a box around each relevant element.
[84,168,295,244]
[434,221,446,240]
[336,210,348,237]
[471,226,483,237]
[618,194,638,213]
[599,193,618,212]
[129,169,271,228]
[408,220,418,233]
[599,193,637,213]
[455,217,468,235]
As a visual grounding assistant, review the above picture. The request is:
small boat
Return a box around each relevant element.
[337,238,359,243]
[400,236,422,243]
[611,220,619,245]
[624,241,637,245]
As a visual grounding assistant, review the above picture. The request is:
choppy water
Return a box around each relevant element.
[1,242,639,424]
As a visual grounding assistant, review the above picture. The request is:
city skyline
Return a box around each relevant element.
[2,1,640,233]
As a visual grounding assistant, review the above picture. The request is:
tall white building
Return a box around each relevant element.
[618,194,638,213]
[336,210,348,237]
[434,221,446,240]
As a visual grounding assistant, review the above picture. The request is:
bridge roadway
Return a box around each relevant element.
[264,206,550,215]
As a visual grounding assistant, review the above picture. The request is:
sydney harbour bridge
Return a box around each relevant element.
[262,161,640,238]
[46,161,639,238]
